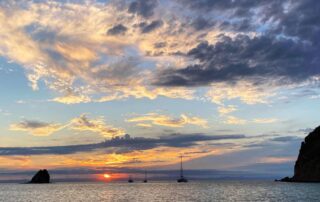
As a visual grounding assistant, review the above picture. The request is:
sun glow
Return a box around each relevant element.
[103,174,111,179]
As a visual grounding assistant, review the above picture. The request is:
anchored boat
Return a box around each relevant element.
[177,155,188,183]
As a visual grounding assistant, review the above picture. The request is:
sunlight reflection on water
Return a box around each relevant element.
[0,180,320,202]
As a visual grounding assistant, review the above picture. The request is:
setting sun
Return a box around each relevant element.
[103,174,111,179]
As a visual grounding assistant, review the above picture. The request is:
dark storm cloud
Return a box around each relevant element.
[176,0,285,33]
[128,0,158,18]
[139,20,163,33]
[107,24,128,35]
[176,0,280,17]
[0,133,245,156]
[153,0,320,87]
[155,34,320,87]
[274,0,320,44]
[191,17,213,30]
[219,19,253,32]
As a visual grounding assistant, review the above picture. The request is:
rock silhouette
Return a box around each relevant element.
[30,169,50,183]
[281,126,320,182]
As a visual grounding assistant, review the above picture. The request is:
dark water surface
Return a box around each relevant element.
[0,180,319,201]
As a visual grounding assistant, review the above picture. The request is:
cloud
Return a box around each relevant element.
[217,105,237,115]
[153,0,320,103]
[155,34,319,87]
[253,118,278,124]
[0,133,246,156]
[0,0,319,106]
[107,24,128,35]
[127,113,208,128]
[191,17,213,30]
[271,136,301,142]
[69,114,125,137]
[260,156,297,164]
[274,0,320,44]
[223,116,278,125]
[0,1,196,104]
[136,123,153,128]
[297,128,313,134]
[206,81,273,105]
[175,0,270,13]
[51,89,92,104]
[128,0,158,18]
[224,116,247,125]
[216,104,277,125]
[139,20,163,33]
[10,114,124,137]
[10,120,62,136]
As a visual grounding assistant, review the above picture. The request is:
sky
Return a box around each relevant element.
[0,0,320,182]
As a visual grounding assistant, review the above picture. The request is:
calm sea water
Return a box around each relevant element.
[0,180,320,202]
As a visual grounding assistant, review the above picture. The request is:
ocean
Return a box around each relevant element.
[0,180,319,202]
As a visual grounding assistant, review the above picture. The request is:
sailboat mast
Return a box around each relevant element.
[180,155,183,177]
[145,170,147,180]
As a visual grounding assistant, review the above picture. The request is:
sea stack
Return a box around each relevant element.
[30,169,50,183]
[281,126,320,182]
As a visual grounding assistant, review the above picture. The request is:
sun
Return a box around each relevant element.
[103,174,111,179]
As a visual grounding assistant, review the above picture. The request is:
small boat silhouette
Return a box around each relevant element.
[143,170,148,183]
[177,155,188,183]
[128,175,134,183]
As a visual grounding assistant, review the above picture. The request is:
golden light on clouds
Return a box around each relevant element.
[207,81,274,105]
[9,120,63,136]
[127,113,208,128]
[69,114,125,137]
[9,114,124,137]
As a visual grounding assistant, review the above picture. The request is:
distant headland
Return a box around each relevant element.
[279,126,320,182]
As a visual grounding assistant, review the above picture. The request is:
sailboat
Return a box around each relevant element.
[128,175,134,183]
[143,170,148,183]
[177,155,188,183]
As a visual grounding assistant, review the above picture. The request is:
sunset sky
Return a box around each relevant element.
[0,0,319,181]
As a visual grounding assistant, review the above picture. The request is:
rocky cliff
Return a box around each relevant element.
[30,169,50,183]
[281,126,320,182]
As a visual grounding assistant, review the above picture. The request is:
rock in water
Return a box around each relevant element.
[30,169,50,183]
[281,126,320,182]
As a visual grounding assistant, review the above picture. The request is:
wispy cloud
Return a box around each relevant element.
[0,133,246,156]
[223,116,278,125]
[10,120,63,136]
[253,118,278,124]
[0,1,197,104]
[218,105,237,115]
[10,114,124,137]
[224,116,247,125]
[206,81,274,105]
[127,113,208,128]
[69,114,125,137]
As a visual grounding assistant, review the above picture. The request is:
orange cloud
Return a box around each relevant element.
[9,120,63,136]
[69,114,125,137]
[207,81,275,105]
[127,113,208,128]
[9,114,124,137]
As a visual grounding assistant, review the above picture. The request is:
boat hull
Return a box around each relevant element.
[177,178,188,183]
